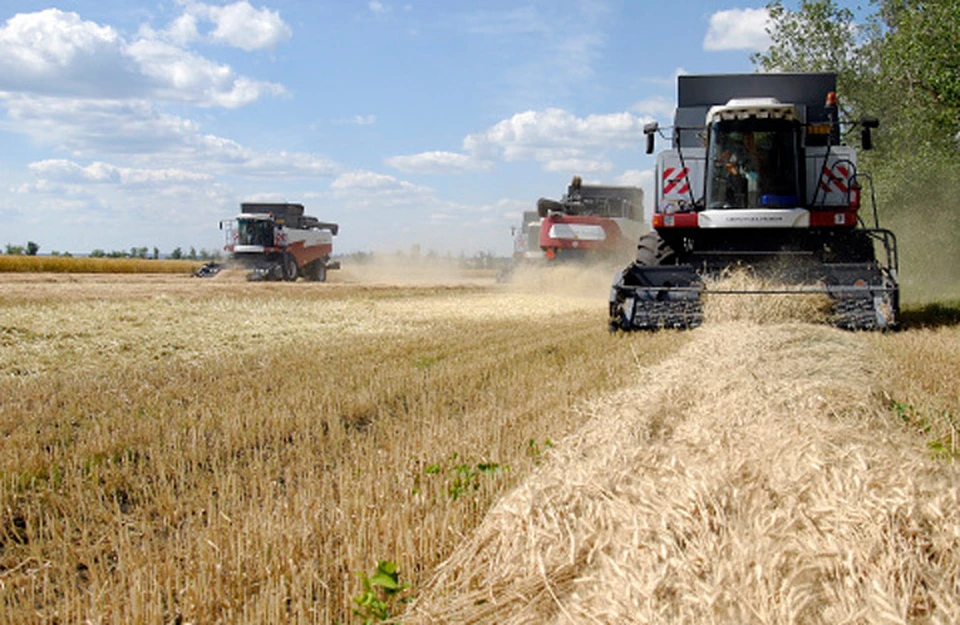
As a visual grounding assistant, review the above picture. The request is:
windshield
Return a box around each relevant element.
[706,118,800,209]
[237,219,275,246]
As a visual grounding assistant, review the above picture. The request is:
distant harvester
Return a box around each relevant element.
[220,202,340,281]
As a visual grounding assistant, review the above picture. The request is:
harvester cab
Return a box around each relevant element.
[221,202,341,282]
[610,73,899,331]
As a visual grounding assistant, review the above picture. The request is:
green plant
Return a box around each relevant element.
[526,438,554,463]
[422,454,508,500]
[352,560,412,624]
[892,400,959,460]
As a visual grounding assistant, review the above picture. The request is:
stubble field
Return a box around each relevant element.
[1,267,958,623]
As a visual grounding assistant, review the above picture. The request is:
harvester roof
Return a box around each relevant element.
[674,73,836,147]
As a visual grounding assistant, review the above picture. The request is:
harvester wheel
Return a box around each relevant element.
[282,253,298,281]
[635,231,677,266]
[303,259,329,282]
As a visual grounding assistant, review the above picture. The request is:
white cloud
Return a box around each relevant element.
[198,1,292,51]
[368,2,390,15]
[468,108,650,169]
[544,158,612,174]
[0,9,287,107]
[0,9,135,98]
[385,151,491,174]
[232,149,338,178]
[703,8,771,51]
[332,170,430,194]
[476,109,648,156]
[125,38,286,108]
[2,95,336,179]
[632,96,676,119]
[26,159,212,187]
[387,107,652,174]
[615,169,654,188]
[144,1,292,51]
[164,13,200,47]
[1,96,200,156]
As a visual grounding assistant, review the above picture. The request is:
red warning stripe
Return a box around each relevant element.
[819,164,849,193]
[662,167,690,195]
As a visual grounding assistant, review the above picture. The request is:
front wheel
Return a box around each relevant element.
[635,231,677,266]
[282,253,299,281]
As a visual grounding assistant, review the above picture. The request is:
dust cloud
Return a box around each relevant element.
[502,262,621,300]
[333,256,482,285]
[873,166,960,304]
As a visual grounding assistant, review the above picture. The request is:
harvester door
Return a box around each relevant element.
[805,146,857,208]
[655,149,704,214]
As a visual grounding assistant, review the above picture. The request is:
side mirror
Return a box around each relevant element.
[860,117,879,151]
[643,122,659,154]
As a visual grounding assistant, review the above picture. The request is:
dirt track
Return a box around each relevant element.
[410,320,960,623]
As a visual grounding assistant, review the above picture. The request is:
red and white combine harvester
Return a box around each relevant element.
[508,176,646,268]
[609,72,899,331]
[536,176,646,263]
[220,202,340,281]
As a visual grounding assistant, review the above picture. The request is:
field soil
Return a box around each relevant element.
[1,269,958,623]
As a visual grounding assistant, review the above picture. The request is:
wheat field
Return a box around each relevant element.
[0,255,204,274]
[1,268,958,623]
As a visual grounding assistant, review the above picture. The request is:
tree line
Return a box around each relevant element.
[3,242,222,261]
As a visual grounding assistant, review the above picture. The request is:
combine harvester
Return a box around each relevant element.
[502,177,645,280]
[609,73,899,331]
[220,202,340,281]
[535,176,645,263]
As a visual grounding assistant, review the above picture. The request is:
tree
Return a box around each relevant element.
[188,247,197,260]
[754,0,960,155]
[26,241,39,256]
[754,0,960,296]
[752,1,861,75]
[875,0,960,153]
[153,247,160,260]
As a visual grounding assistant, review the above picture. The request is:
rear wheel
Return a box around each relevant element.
[304,259,329,282]
[313,262,327,282]
[282,253,298,281]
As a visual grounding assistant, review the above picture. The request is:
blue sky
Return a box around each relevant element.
[0,1,786,256]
